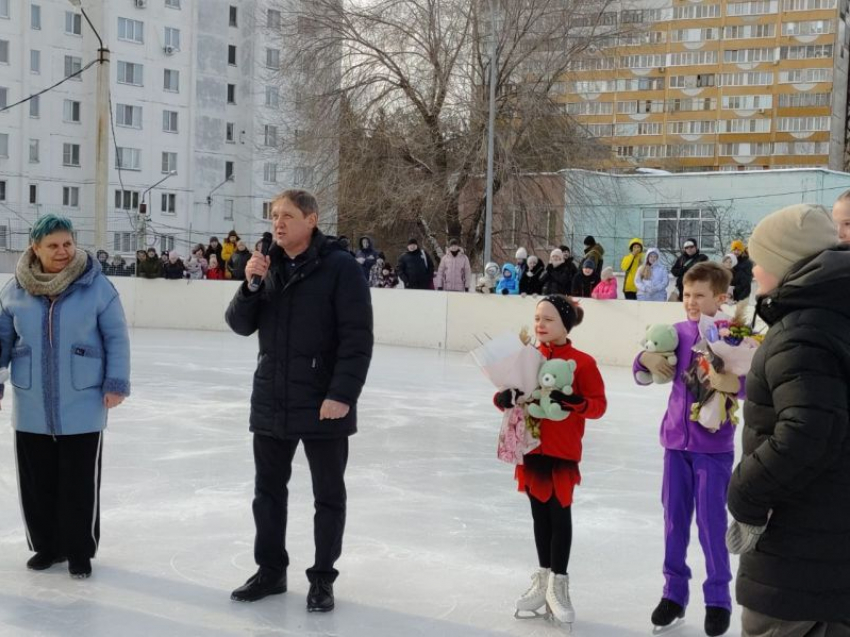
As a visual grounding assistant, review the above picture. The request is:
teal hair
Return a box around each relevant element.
[31,214,74,243]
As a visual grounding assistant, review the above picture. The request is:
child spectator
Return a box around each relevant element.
[620,238,644,300]
[591,267,618,299]
[221,231,240,276]
[633,262,742,637]
[636,248,668,302]
[541,249,573,295]
[832,189,850,244]
[496,295,607,625]
[163,252,186,280]
[495,263,520,295]
[206,254,225,280]
[205,237,223,271]
[520,255,544,296]
[571,260,600,298]
[185,245,209,280]
[475,262,500,294]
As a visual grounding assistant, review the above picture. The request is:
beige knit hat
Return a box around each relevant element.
[748,204,837,279]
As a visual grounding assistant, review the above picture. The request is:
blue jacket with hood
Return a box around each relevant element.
[495,263,520,295]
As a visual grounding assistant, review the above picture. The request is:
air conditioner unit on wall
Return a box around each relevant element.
[164,45,175,55]
[134,0,146,8]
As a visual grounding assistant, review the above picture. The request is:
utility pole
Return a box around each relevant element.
[483,0,498,266]
[138,171,177,252]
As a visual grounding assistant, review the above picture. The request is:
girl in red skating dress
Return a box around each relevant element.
[494,294,607,625]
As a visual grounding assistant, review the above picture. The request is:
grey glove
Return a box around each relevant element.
[726,519,767,555]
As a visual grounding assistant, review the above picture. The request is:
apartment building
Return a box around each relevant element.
[556,0,850,172]
[0,0,312,255]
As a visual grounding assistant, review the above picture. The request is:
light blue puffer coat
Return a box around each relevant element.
[0,255,131,435]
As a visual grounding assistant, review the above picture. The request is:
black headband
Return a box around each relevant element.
[541,295,577,332]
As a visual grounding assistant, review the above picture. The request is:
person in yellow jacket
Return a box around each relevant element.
[620,238,644,300]
[221,230,240,278]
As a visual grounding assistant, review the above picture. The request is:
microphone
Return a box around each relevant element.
[247,232,273,292]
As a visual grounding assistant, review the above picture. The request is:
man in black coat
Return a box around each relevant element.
[670,238,709,300]
[225,190,373,611]
[730,240,754,303]
[397,237,434,289]
[726,204,850,636]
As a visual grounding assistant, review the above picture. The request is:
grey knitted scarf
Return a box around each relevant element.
[16,247,89,297]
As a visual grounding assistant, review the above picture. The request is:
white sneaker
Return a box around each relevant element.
[546,572,575,624]
[515,567,550,617]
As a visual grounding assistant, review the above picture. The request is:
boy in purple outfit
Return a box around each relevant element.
[634,262,743,637]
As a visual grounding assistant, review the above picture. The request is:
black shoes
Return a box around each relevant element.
[26,552,67,571]
[68,557,92,579]
[307,579,334,613]
[231,570,287,602]
[651,598,685,627]
[705,606,731,637]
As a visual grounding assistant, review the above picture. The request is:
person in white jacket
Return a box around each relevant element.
[636,248,669,302]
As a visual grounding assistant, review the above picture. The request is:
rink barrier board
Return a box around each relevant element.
[0,274,684,367]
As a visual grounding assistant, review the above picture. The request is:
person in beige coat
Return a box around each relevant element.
[437,239,472,292]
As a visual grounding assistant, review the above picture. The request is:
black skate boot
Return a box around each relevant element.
[652,598,685,628]
[230,569,287,602]
[68,557,92,579]
[704,606,730,637]
[26,552,66,571]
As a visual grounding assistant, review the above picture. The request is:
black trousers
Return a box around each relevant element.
[252,433,349,583]
[624,291,638,300]
[15,431,103,560]
[528,493,573,575]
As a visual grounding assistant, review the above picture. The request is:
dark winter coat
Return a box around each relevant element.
[397,249,434,290]
[583,243,605,275]
[571,270,600,298]
[138,258,163,279]
[205,244,224,271]
[225,230,374,440]
[228,248,251,281]
[540,263,574,295]
[355,237,379,281]
[163,259,186,280]
[519,260,545,295]
[728,248,850,622]
[731,255,754,303]
[670,246,709,297]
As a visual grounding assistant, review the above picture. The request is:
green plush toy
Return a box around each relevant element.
[637,324,679,385]
[527,359,578,422]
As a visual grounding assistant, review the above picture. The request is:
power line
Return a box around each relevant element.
[0,59,99,114]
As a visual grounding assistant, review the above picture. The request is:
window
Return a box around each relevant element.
[778,92,831,107]
[64,99,81,122]
[265,86,279,108]
[160,236,175,253]
[726,0,778,15]
[65,55,82,80]
[614,122,663,136]
[642,208,717,253]
[29,139,39,163]
[262,201,273,219]
[776,116,830,132]
[294,166,314,185]
[566,101,614,115]
[224,199,234,220]
[29,184,38,205]
[620,54,665,69]
[116,104,142,128]
[228,45,237,65]
[263,125,277,147]
[780,45,834,60]
[782,20,834,35]
[671,28,718,42]
[720,72,774,86]
[117,61,143,85]
[722,119,772,133]
[722,95,773,110]
[65,12,82,35]
[161,152,177,173]
[63,186,80,208]
[227,84,236,104]
[266,48,280,68]
[779,68,832,83]
[162,110,178,133]
[669,74,716,88]
[113,232,137,253]
[29,95,39,118]
[118,17,144,43]
[225,161,234,180]
[0,87,6,109]
[668,51,718,66]
[63,143,81,167]
[161,193,176,214]
[226,122,235,143]
[0,0,7,18]
[723,24,775,38]
[164,27,180,50]
[720,143,772,156]
[582,123,614,137]
[165,0,181,7]
[667,97,716,112]
[672,4,720,18]
[263,162,277,183]
[115,147,141,170]
[773,141,829,154]
[0,40,7,64]
[783,0,836,10]
[267,9,281,28]
[31,4,40,29]
[0,180,4,200]
[229,6,238,26]
[724,48,776,63]
[114,189,140,210]
[30,49,40,73]
[668,120,717,135]
[163,69,179,92]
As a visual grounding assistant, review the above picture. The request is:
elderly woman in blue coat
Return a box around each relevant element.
[0,215,130,579]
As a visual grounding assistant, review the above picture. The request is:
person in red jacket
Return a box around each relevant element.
[206,254,225,280]
[495,294,607,626]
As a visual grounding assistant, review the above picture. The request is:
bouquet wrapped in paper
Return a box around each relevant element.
[689,306,762,432]
[471,329,545,464]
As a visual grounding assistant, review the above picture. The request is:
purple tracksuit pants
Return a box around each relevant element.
[662,449,734,612]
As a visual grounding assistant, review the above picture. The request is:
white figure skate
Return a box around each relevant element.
[514,567,550,620]
[546,572,575,630]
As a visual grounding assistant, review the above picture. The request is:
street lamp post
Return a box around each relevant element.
[68,0,109,252]
[137,171,177,251]
[483,0,498,267]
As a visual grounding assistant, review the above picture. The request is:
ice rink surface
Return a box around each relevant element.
[0,328,743,636]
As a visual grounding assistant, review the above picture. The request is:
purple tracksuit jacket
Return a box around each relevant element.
[634,319,744,612]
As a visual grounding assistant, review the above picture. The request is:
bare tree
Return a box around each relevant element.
[265,0,634,264]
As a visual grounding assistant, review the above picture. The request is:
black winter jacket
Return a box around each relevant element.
[163,260,186,280]
[728,248,850,621]
[225,231,374,439]
[397,249,434,289]
[228,249,251,281]
[519,261,544,295]
[731,255,754,303]
[670,250,709,296]
[540,262,574,295]
[571,270,599,298]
